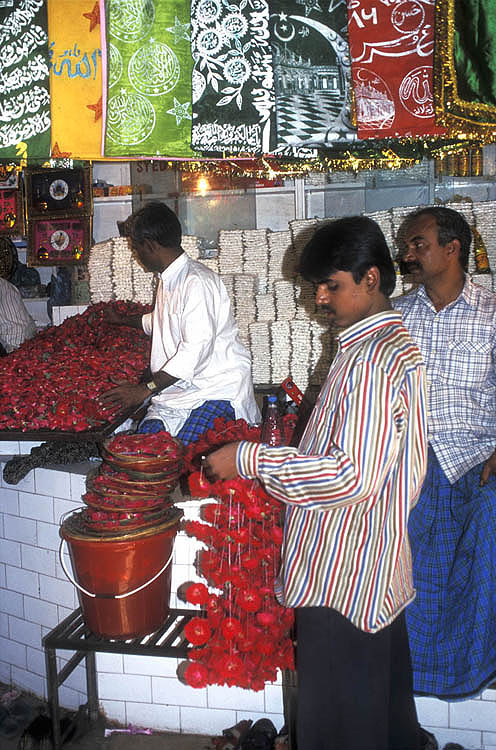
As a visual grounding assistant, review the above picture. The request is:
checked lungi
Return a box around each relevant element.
[406,447,496,698]
[138,400,235,445]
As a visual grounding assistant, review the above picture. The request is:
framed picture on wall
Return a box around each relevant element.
[25,166,92,218]
[0,166,18,189]
[27,215,91,266]
[0,189,23,235]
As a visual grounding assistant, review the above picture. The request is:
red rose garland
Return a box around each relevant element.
[179,416,297,691]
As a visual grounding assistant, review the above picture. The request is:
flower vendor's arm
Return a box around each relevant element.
[157,275,221,382]
[99,369,180,409]
[103,306,145,330]
[238,362,406,512]
[479,326,496,486]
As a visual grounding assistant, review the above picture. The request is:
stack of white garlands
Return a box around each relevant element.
[88,201,495,393]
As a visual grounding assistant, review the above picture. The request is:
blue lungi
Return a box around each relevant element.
[138,400,235,445]
[407,447,496,698]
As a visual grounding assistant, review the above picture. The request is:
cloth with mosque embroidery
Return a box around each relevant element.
[346,0,445,139]
[104,0,196,157]
[190,0,275,155]
[0,0,51,160]
[268,0,356,156]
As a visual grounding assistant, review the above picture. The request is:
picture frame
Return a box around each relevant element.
[0,189,23,235]
[0,165,19,189]
[25,165,92,218]
[27,214,91,266]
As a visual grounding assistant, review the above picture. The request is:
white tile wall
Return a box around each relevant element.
[3,458,496,743]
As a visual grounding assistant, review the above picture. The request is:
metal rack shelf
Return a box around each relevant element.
[42,606,198,749]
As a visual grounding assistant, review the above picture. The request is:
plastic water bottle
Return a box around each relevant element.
[261,395,284,447]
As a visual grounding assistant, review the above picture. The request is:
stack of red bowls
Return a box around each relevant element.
[78,432,184,535]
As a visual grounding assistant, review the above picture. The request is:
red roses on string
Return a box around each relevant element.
[179,417,297,691]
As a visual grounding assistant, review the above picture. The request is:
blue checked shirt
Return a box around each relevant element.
[393,276,496,483]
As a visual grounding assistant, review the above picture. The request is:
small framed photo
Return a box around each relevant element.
[27,215,91,266]
[0,166,19,189]
[25,166,92,217]
[0,189,23,235]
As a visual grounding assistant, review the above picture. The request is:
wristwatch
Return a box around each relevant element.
[145,380,158,393]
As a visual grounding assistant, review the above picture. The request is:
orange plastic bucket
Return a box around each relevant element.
[60,511,182,639]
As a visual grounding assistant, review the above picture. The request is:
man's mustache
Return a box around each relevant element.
[398,259,422,274]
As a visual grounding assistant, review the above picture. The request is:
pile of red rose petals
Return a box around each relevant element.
[0,301,151,433]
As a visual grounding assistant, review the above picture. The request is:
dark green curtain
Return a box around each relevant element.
[454,0,496,107]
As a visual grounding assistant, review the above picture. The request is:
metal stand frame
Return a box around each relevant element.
[42,606,196,750]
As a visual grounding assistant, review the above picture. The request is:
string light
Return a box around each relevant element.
[197,176,210,196]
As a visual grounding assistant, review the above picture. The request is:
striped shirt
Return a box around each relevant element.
[237,311,427,633]
[393,276,496,483]
[0,277,36,353]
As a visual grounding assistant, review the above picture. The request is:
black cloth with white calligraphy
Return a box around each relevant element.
[0,0,51,158]
[191,0,275,154]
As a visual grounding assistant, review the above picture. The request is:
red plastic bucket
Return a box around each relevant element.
[60,511,182,639]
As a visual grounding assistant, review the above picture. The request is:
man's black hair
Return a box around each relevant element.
[299,215,396,296]
[127,201,182,248]
[401,206,472,271]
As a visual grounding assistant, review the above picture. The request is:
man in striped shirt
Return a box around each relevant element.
[0,277,36,354]
[206,216,428,750]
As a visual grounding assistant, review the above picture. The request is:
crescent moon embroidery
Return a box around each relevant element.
[273,17,296,43]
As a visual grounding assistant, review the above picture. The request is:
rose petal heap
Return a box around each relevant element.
[79,430,184,535]
[178,417,296,691]
[0,301,151,433]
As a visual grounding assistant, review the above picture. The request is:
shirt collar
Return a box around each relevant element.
[417,273,476,311]
[158,251,187,282]
[337,310,403,351]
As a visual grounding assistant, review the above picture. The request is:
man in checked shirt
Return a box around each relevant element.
[206,215,428,750]
[393,206,496,702]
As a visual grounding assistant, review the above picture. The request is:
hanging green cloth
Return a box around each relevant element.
[434,0,496,137]
[0,0,51,160]
[104,0,197,157]
[453,0,496,107]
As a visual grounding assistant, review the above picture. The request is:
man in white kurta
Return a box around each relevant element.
[101,201,259,439]
[143,251,259,434]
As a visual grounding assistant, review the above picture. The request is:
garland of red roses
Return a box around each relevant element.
[178,416,297,691]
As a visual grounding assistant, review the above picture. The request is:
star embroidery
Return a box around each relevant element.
[83,2,100,31]
[167,98,192,126]
[87,96,102,121]
[295,0,322,14]
[166,16,191,44]
[51,143,72,158]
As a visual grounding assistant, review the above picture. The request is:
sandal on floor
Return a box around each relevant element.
[240,718,278,750]
[223,719,253,745]
[212,738,238,750]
